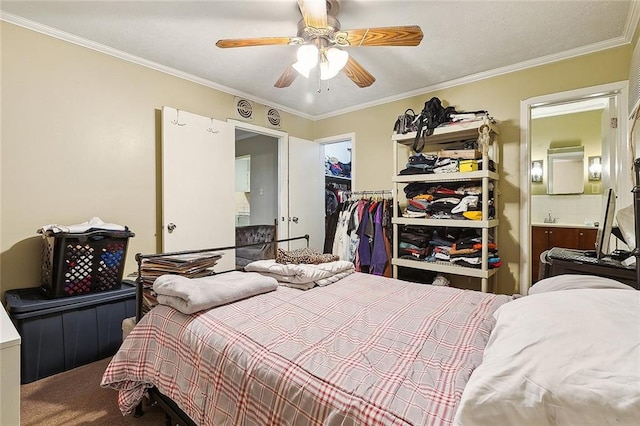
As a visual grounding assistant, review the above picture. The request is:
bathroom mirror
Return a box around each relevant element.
[547,146,584,194]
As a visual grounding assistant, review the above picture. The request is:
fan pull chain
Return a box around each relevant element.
[317,75,330,93]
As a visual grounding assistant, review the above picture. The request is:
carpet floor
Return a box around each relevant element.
[20,357,166,425]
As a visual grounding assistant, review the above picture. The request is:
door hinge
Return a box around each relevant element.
[610,117,618,128]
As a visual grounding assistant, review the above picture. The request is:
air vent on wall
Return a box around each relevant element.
[265,107,281,128]
[234,97,254,121]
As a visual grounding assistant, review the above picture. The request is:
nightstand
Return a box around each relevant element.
[545,256,638,289]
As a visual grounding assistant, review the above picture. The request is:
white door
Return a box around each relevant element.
[289,137,324,251]
[602,96,631,210]
[162,106,236,271]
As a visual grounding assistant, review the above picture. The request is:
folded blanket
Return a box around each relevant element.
[244,259,355,288]
[277,270,355,290]
[279,281,316,291]
[153,271,278,314]
[38,216,126,234]
[315,269,354,287]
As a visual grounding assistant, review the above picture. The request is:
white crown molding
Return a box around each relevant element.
[0,12,314,121]
[625,0,640,42]
[2,10,634,122]
[316,36,631,120]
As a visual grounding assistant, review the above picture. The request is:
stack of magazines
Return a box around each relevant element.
[139,251,223,315]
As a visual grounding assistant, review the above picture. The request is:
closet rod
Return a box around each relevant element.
[347,190,393,197]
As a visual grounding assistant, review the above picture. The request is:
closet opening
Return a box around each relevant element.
[323,139,352,253]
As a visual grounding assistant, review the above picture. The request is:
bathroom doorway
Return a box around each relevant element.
[234,130,279,227]
[519,81,629,293]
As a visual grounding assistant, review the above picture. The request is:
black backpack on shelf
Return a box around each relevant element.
[413,97,457,152]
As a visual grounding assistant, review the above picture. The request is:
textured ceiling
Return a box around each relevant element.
[1,1,637,119]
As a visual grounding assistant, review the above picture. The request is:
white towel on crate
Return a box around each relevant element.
[38,216,126,234]
[153,271,278,315]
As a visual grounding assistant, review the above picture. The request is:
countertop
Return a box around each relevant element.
[531,223,599,229]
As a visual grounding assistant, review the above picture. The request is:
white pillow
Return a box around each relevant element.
[453,289,640,426]
[529,274,633,295]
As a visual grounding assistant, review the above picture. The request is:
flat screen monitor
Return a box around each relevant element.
[595,188,616,259]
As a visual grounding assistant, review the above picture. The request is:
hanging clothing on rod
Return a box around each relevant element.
[327,190,394,277]
[325,182,351,216]
[324,183,352,253]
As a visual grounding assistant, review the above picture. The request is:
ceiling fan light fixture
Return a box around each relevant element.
[292,44,319,78]
[320,47,348,80]
[217,1,422,90]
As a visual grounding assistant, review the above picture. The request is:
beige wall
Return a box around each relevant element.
[0,21,633,297]
[0,22,314,295]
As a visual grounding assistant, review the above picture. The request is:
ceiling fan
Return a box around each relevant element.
[215,0,423,89]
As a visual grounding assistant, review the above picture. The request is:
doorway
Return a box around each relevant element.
[230,120,325,252]
[317,133,355,254]
[234,130,279,227]
[519,81,629,294]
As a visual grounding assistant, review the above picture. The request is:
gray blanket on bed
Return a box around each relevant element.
[153,271,278,314]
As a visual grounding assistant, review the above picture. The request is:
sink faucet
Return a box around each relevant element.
[544,210,557,223]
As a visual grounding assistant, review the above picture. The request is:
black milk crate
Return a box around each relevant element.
[40,229,135,298]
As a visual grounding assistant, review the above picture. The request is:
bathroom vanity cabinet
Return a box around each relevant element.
[531,225,598,283]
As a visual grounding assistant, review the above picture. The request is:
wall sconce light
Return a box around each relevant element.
[531,160,543,182]
[588,156,602,181]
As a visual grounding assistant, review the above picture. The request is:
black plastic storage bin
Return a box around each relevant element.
[5,284,136,384]
[40,229,134,298]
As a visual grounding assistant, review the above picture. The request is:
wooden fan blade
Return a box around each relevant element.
[274,65,299,88]
[342,56,375,88]
[297,0,327,29]
[342,25,423,47]
[216,37,293,48]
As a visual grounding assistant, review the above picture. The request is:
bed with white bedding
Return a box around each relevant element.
[101,268,640,425]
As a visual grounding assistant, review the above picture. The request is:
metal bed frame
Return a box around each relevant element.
[131,234,309,425]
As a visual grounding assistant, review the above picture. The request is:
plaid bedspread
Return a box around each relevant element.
[102,272,511,425]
